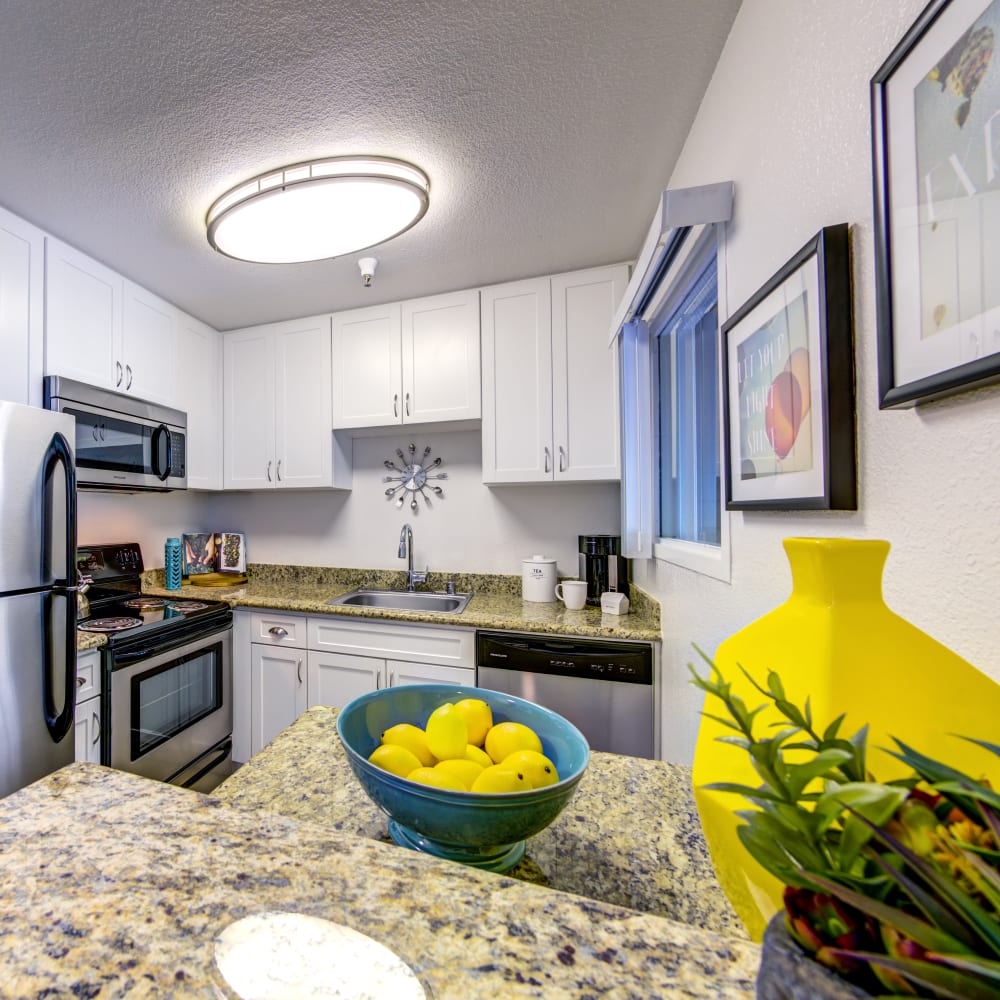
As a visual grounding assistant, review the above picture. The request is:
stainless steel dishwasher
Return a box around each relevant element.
[476,631,655,759]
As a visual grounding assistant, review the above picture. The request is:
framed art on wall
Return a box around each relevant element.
[721,224,856,511]
[872,0,1000,407]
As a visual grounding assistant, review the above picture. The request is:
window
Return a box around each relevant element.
[617,223,731,581]
[655,255,719,546]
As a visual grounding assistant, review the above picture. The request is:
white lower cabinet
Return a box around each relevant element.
[238,610,475,759]
[250,643,308,758]
[74,650,102,764]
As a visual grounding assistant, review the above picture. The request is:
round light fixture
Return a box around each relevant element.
[206,156,430,264]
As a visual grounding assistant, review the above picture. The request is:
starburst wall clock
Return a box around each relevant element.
[382,443,447,511]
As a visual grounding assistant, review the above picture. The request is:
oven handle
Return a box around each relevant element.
[172,739,232,790]
[114,648,154,664]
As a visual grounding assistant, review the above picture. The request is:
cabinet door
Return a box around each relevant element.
[331,303,401,428]
[74,694,102,764]
[551,265,628,481]
[274,316,333,488]
[480,278,553,483]
[401,290,480,423]
[307,650,381,710]
[175,312,222,490]
[386,660,475,688]
[0,206,43,406]
[121,280,177,405]
[223,327,275,489]
[250,643,307,756]
[44,237,122,391]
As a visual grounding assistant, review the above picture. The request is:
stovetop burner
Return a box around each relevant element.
[80,616,145,633]
[166,601,212,612]
[123,597,169,609]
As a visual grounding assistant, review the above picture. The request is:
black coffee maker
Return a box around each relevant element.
[578,534,629,607]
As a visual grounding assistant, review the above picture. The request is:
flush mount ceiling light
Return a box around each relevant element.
[206,156,430,264]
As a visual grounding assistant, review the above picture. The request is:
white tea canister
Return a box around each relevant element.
[522,555,558,602]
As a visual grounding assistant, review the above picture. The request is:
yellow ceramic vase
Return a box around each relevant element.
[692,537,1000,941]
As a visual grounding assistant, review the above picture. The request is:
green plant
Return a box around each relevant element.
[690,651,1000,999]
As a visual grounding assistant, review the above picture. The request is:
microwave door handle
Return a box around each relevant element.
[152,423,172,481]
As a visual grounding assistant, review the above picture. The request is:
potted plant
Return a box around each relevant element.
[690,654,1000,999]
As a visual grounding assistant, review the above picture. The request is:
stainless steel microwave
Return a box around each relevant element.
[43,376,187,491]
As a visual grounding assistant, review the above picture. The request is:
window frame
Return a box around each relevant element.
[644,224,731,582]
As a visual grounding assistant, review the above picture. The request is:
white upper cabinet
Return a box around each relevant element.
[0,206,44,406]
[401,290,481,423]
[44,238,121,391]
[45,239,177,405]
[175,312,222,490]
[331,289,480,429]
[331,302,402,427]
[121,280,177,404]
[224,315,350,491]
[481,263,628,484]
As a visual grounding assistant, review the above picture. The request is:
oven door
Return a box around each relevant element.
[109,627,232,788]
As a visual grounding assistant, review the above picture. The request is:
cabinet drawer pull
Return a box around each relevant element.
[115,361,123,387]
[92,712,101,745]
[268,626,288,637]
[125,364,133,390]
[266,460,272,482]
[297,659,303,685]
[393,393,399,418]
[76,675,86,688]
[558,445,566,472]
[543,446,551,473]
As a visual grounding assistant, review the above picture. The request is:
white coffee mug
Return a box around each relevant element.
[555,579,588,611]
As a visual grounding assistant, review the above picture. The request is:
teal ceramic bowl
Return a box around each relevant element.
[336,684,590,872]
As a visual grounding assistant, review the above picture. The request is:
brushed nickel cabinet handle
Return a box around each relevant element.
[268,626,288,637]
[125,364,133,390]
[92,712,101,745]
[276,459,282,482]
[115,361,123,387]
[558,445,566,472]
[297,659,303,685]
[76,675,86,688]
[544,446,551,473]
[404,392,411,416]
[266,460,272,482]
[393,394,399,417]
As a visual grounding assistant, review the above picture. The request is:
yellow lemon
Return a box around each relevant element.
[425,703,468,760]
[471,765,534,794]
[484,721,543,764]
[381,723,436,767]
[433,759,484,790]
[502,749,559,787]
[453,698,493,746]
[464,744,493,768]
[407,766,465,792]
[367,744,423,778]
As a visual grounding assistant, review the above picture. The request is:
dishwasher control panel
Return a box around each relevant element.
[476,631,653,685]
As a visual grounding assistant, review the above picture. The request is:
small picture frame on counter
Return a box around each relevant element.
[182,533,218,576]
[218,532,247,574]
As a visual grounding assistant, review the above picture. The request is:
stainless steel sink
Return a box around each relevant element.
[326,588,473,614]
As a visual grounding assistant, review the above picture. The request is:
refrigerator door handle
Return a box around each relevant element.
[41,431,77,744]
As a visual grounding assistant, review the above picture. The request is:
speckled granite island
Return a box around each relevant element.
[218,706,747,940]
[0,763,760,998]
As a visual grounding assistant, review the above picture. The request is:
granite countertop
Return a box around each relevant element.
[0,763,760,998]
[76,631,107,652]
[216,706,746,939]
[140,563,661,642]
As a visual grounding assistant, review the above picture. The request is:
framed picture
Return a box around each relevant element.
[218,532,246,574]
[182,533,218,576]
[721,224,856,511]
[872,0,1000,408]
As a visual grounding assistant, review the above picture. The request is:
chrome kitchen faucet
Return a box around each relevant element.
[398,523,427,592]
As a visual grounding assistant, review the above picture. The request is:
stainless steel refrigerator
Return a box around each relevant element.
[0,401,78,799]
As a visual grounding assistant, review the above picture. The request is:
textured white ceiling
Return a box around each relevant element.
[0,0,740,330]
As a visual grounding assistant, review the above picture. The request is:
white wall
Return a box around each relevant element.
[634,0,1000,763]
[80,429,620,578]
